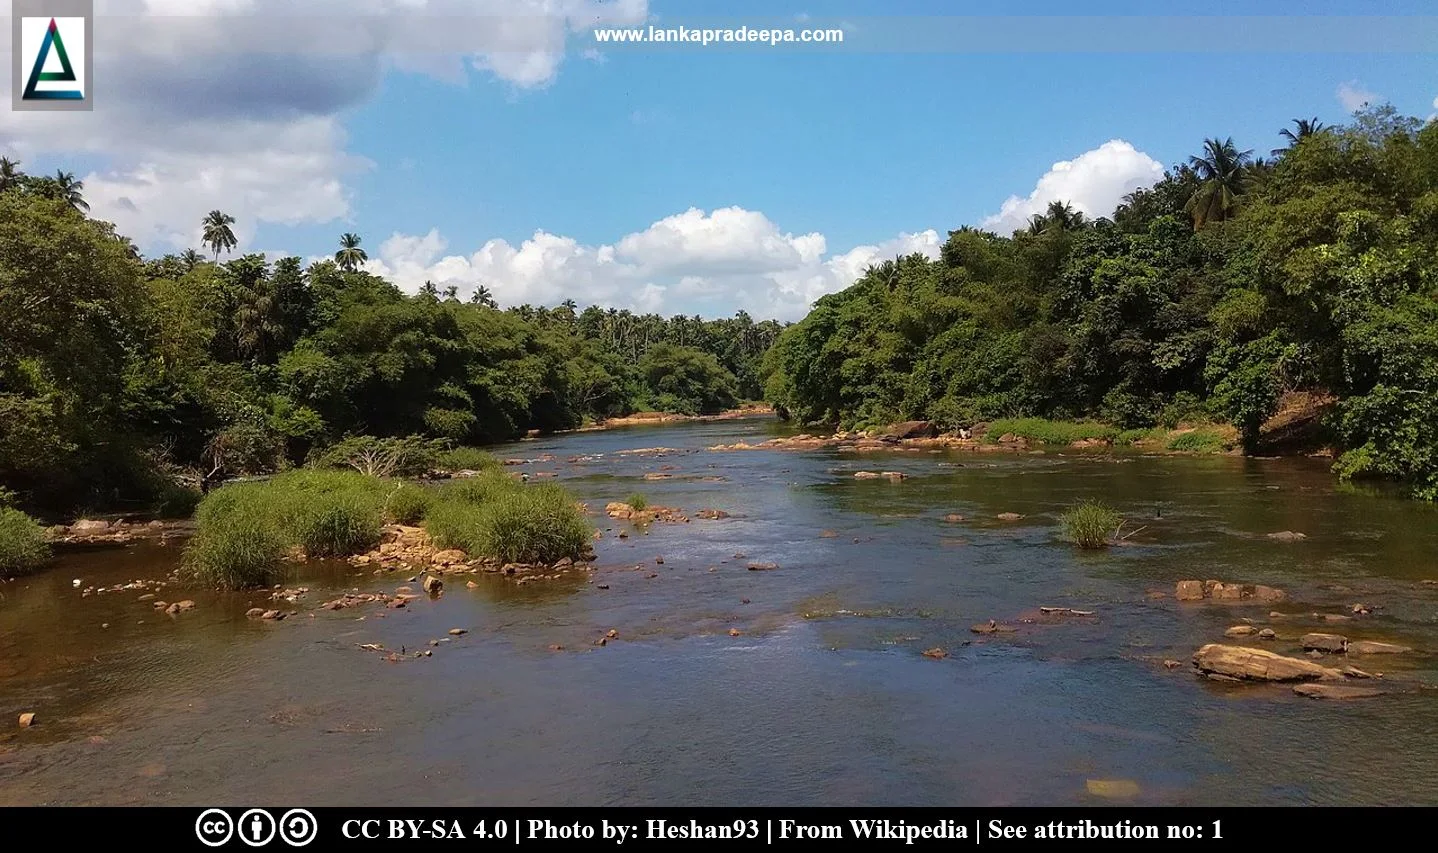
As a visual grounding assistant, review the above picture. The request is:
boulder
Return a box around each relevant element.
[1258,628,1277,640]
[422,575,444,594]
[885,420,938,439]
[1348,640,1412,655]
[1300,632,1348,654]
[1292,684,1383,700]
[1192,644,1343,682]
[1224,625,1258,637]
[70,519,111,533]
[18,712,36,728]
[1175,580,1205,601]
[746,562,779,571]
[1211,582,1245,601]
[1253,584,1286,602]
[430,550,466,566]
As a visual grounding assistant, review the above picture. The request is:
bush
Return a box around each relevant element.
[186,506,289,589]
[1166,428,1231,453]
[427,476,591,565]
[435,446,500,472]
[290,494,381,557]
[384,484,434,524]
[983,418,1118,445]
[1060,500,1123,549]
[0,506,50,576]
[309,434,449,478]
[626,493,649,511]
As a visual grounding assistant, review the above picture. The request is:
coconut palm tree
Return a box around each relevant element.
[202,210,238,260]
[1184,137,1253,229]
[1272,118,1328,155]
[179,248,204,272]
[52,170,88,213]
[0,157,21,194]
[469,284,497,308]
[335,232,367,272]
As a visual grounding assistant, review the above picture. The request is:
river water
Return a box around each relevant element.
[2,416,1437,805]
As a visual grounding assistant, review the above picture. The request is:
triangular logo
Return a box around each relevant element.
[23,19,83,100]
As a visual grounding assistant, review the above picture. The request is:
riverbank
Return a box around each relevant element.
[565,403,775,433]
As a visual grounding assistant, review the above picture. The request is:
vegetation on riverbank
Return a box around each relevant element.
[0,505,50,575]
[764,107,1438,499]
[0,162,779,516]
[1060,501,1124,549]
[185,468,592,589]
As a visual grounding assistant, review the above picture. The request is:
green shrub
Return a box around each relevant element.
[626,493,649,511]
[1115,427,1163,446]
[309,434,449,477]
[438,471,514,506]
[428,479,591,565]
[1166,428,1231,453]
[1060,500,1123,549]
[384,484,434,524]
[983,418,1118,445]
[435,446,500,472]
[0,507,50,576]
[289,495,381,557]
[186,507,289,589]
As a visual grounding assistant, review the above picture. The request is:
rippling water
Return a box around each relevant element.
[2,416,1437,805]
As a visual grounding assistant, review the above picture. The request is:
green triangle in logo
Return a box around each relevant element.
[23,18,83,101]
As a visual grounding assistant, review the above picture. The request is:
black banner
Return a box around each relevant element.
[4,807,1415,848]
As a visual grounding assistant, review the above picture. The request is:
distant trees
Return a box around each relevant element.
[1184,137,1253,228]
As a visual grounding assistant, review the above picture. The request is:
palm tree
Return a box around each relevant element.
[202,210,238,260]
[1272,118,1328,155]
[1184,137,1253,229]
[469,284,497,308]
[52,170,88,213]
[179,248,204,272]
[0,157,21,194]
[1025,200,1086,235]
[334,232,367,272]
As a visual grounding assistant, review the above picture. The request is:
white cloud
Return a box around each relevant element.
[1337,80,1378,113]
[362,208,940,321]
[980,139,1163,236]
[0,1,648,253]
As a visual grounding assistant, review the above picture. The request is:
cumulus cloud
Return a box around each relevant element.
[1336,80,1378,113]
[362,207,940,321]
[981,140,1163,236]
[0,1,648,252]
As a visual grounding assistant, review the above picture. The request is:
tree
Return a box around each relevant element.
[179,248,204,272]
[202,210,238,260]
[335,232,367,272]
[1184,137,1253,229]
[469,284,497,308]
[50,170,89,213]
[1273,117,1327,155]
[0,158,21,194]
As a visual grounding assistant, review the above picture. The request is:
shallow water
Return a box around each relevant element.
[3,417,1437,805]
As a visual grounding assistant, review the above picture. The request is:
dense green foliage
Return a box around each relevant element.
[424,473,593,566]
[0,160,777,515]
[0,505,50,576]
[1060,500,1123,549]
[765,108,1438,498]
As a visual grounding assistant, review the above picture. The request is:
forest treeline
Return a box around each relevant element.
[0,161,778,513]
[764,106,1438,500]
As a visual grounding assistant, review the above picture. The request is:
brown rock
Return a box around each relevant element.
[1162,659,1182,669]
[853,471,882,480]
[246,607,266,619]
[942,514,966,523]
[819,530,839,538]
[70,519,111,533]
[448,628,468,636]
[970,620,1014,634]
[548,644,564,652]
[1175,580,1205,601]
[922,647,949,659]
[176,600,195,611]
[1293,684,1382,700]
[165,603,181,615]
[1211,582,1245,601]
[1192,644,1343,682]
[261,610,281,620]
[422,575,444,594]
[1258,628,1276,640]
[746,562,779,571]
[655,556,664,565]
[885,420,938,439]
[996,512,1024,522]
[466,580,478,589]
[1301,633,1348,653]
[606,629,618,639]
[431,550,466,566]
[696,509,731,519]
[1252,584,1285,602]
[728,628,742,637]
[1224,625,1259,637]
[881,471,906,481]
[1267,531,1307,542]
[1348,640,1411,655]
[18,712,36,728]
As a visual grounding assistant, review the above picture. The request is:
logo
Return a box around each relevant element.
[196,809,235,847]
[11,1,93,111]
[22,17,84,101]
[239,809,278,847]
[279,809,319,847]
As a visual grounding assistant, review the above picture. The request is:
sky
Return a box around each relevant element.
[2,0,1436,320]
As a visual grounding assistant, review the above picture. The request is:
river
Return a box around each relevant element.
[2,416,1437,805]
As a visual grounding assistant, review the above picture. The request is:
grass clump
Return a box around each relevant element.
[1165,428,1231,454]
[186,470,387,588]
[428,473,592,565]
[626,493,649,511]
[0,506,50,576]
[984,418,1118,445]
[435,446,500,472]
[383,483,434,525]
[1060,500,1123,549]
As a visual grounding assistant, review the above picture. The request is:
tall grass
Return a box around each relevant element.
[0,507,50,576]
[435,446,501,472]
[383,483,434,525]
[626,493,649,511]
[984,418,1118,445]
[1166,428,1231,454]
[1060,500,1123,549]
[427,475,592,565]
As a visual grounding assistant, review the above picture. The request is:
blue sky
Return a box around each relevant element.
[3,0,1436,319]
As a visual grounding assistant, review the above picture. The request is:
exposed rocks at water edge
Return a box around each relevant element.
[345,524,596,587]
[45,518,190,547]
[1191,644,1347,682]
[1174,579,1286,603]
[18,712,37,728]
[604,502,689,523]
[1293,684,1384,700]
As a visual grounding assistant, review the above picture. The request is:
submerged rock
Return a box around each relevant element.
[1175,580,1205,601]
[1266,531,1307,542]
[1224,625,1259,637]
[422,575,444,594]
[1293,684,1383,700]
[996,512,1024,522]
[1301,632,1348,654]
[1349,640,1412,655]
[746,562,779,571]
[696,509,731,519]
[1192,644,1343,682]
[921,647,949,660]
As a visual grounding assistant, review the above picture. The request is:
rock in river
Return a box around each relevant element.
[1192,644,1343,682]
[1293,684,1383,700]
[1267,531,1308,542]
[1349,640,1412,655]
[1224,625,1259,637]
[1301,633,1348,654]
[422,575,444,594]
